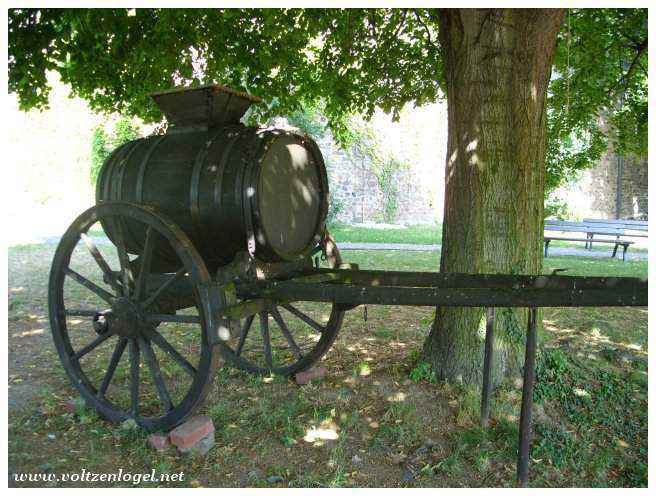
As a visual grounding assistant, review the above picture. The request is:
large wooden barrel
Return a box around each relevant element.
[96,86,328,272]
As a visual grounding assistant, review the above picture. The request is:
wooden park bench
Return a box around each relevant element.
[544,220,635,261]
[582,218,648,246]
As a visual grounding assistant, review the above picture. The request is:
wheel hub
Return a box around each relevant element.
[110,297,145,337]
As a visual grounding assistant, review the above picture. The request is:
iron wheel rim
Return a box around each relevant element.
[48,202,219,432]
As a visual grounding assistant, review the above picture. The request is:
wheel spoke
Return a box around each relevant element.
[134,226,155,302]
[145,314,200,324]
[139,336,173,412]
[73,330,115,360]
[65,267,115,304]
[281,304,325,333]
[260,312,273,370]
[235,314,254,357]
[129,338,140,417]
[98,338,128,398]
[141,268,186,309]
[271,307,303,359]
[80,233,123,294]
[146,329,197,377]
[112,218,133,297]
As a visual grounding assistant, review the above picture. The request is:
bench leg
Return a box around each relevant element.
[622,244,629,262]
[586,233,593,250]
[543,239,550,258]
[611,243,619,258]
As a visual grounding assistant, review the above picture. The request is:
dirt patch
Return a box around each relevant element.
[7,244,648,487]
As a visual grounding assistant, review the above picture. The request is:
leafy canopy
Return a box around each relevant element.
[89,117,141,185]
[547,8,647,192]
[8,8,647,191]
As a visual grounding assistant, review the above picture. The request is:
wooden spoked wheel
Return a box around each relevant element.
[220,235,345,376]
[48,202,220,432]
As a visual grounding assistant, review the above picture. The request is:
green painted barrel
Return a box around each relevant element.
[96,86,328,272]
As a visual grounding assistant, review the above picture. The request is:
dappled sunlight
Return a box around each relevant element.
[469,153,482,171]
[386,391,407,402]
[366,418,380,429]
[543,305,648,366]
[12,328,45,338]
[589,327,612,346]
[303,419,340,445]
[573,388,590,398]
[7,238,648,486]
[387,341,408,350]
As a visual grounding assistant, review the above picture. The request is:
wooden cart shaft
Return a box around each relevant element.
[235,269,648,309]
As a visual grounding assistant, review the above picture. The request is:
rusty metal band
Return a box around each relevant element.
[114,140,141,202]
[102,141,135,202]
[100,141,139,244]
[136,135,166,203]
[96,143,127,203]
[190,129,225,230]
[242,129,273,257]
[212,131,241,220]
[114,141,144,251]
[303,134,330,246]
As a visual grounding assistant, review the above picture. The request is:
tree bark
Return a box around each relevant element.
[422,9,564,385]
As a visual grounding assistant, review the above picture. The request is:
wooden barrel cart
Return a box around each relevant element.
[48,86,647,486]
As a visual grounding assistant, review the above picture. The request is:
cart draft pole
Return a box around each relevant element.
[240,269,647,486]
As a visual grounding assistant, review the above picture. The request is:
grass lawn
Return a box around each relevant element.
[8,242,647,488]
[329,222,444,245]
[329,222,648,254]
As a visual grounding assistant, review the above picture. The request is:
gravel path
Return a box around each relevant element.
[11,237,647,261]
[338,242,647,261]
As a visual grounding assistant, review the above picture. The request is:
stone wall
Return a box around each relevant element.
[319,134,440,225]
[316,102,448,225]
[618,153,648,219]
[556,147,648,220]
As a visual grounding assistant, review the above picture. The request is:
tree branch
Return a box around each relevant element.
[412,9,437,49]
[607,37,647,97]
[391,9,408,40]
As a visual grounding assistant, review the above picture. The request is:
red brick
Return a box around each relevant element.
[169,416,215,450]
[147,433,170,452]
[178,432,215,456]
[295,366,327,385]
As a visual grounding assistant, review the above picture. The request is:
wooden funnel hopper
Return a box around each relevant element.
[150,84,261,132]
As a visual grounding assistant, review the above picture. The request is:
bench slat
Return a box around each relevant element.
[545,226,625,235]
[583,218,647,227]
[544,236,633,245]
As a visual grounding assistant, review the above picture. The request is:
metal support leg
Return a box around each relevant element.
[543,239,550,258]
[622,243,628,262]
[517,307,538,487]
[612,243,619,258]
[480,307,495,428]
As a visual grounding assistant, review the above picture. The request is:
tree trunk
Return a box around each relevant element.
[422,9,564,385]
